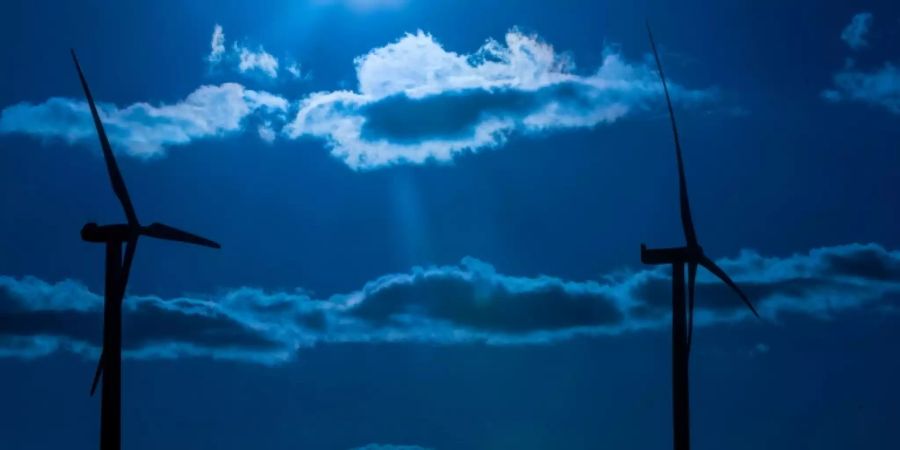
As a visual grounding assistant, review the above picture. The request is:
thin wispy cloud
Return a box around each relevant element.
[285,29,715,169]
[205,25,295,80]
[286,61,309,80]
[235,44,280,79]
[840,12,873,50]
[286,63,302,78]
[207,24,226,63]
[0,83,288,156]
[2,243,898,363]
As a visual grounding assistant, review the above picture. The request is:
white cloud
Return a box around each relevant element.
[207,24,226,63]
[235,44,280,78]
[0,83,288,156]
[206,25,291,80]
[285,29,714,169]
[2,28,714,166]
[841,12,873,50]
[258,122,277,142]
[286,62,305,79]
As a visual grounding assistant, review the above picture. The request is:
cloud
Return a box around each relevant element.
[258,121,277,143]
[823,12,900,114]
[0,83,288,156]
[287,63,301,78]
[205,25,296,81]
[1,28,712,165]
[822,62,900,114]
[284,29,715,169]
[286,61,310,80]
[2,243,898,363]
[841,12,873,50]
[207,24,226,63]
[235,44,280,79]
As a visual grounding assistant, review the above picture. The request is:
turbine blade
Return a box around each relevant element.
[90,239,135,397]
[142,223,220,249]
[699,255,760,318]
[70,49,139,227]
[687,261,697,353]
[645,23,698,247]
[89,353,103,396]
[118,238,138,299]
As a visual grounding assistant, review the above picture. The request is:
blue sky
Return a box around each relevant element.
[1,0,900,449]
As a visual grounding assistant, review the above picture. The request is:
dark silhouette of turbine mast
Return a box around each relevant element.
[71,50,221,450]
[639,26,760,450]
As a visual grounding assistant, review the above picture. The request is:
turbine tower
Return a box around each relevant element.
[71,50,221,450]
[639,25,760,450]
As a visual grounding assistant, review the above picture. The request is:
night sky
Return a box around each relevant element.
[2,1,900,449]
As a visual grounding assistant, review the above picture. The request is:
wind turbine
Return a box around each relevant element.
[71,49,221,450]
[639,25,760,450]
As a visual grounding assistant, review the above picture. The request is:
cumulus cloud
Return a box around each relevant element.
[0,83,288,156]
[284,29,714,169]
[2,28,712,165]
[822,62,900,114]
[1,243,898,363]
[841,12,873,50]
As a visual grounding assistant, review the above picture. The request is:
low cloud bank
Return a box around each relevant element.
[2,243,897,363]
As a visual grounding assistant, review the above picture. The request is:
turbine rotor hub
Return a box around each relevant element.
[81,223,136,243]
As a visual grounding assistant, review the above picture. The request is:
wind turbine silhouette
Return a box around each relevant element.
[639,25,760,450]
[71,50,221,450]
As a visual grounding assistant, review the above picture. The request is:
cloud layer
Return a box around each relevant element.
[2,243,898,363]
[285,29,713,169]
[0,28,711,168]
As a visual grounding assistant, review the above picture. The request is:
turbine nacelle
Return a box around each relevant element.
[640,243,704,265]
[81,223,135,243]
